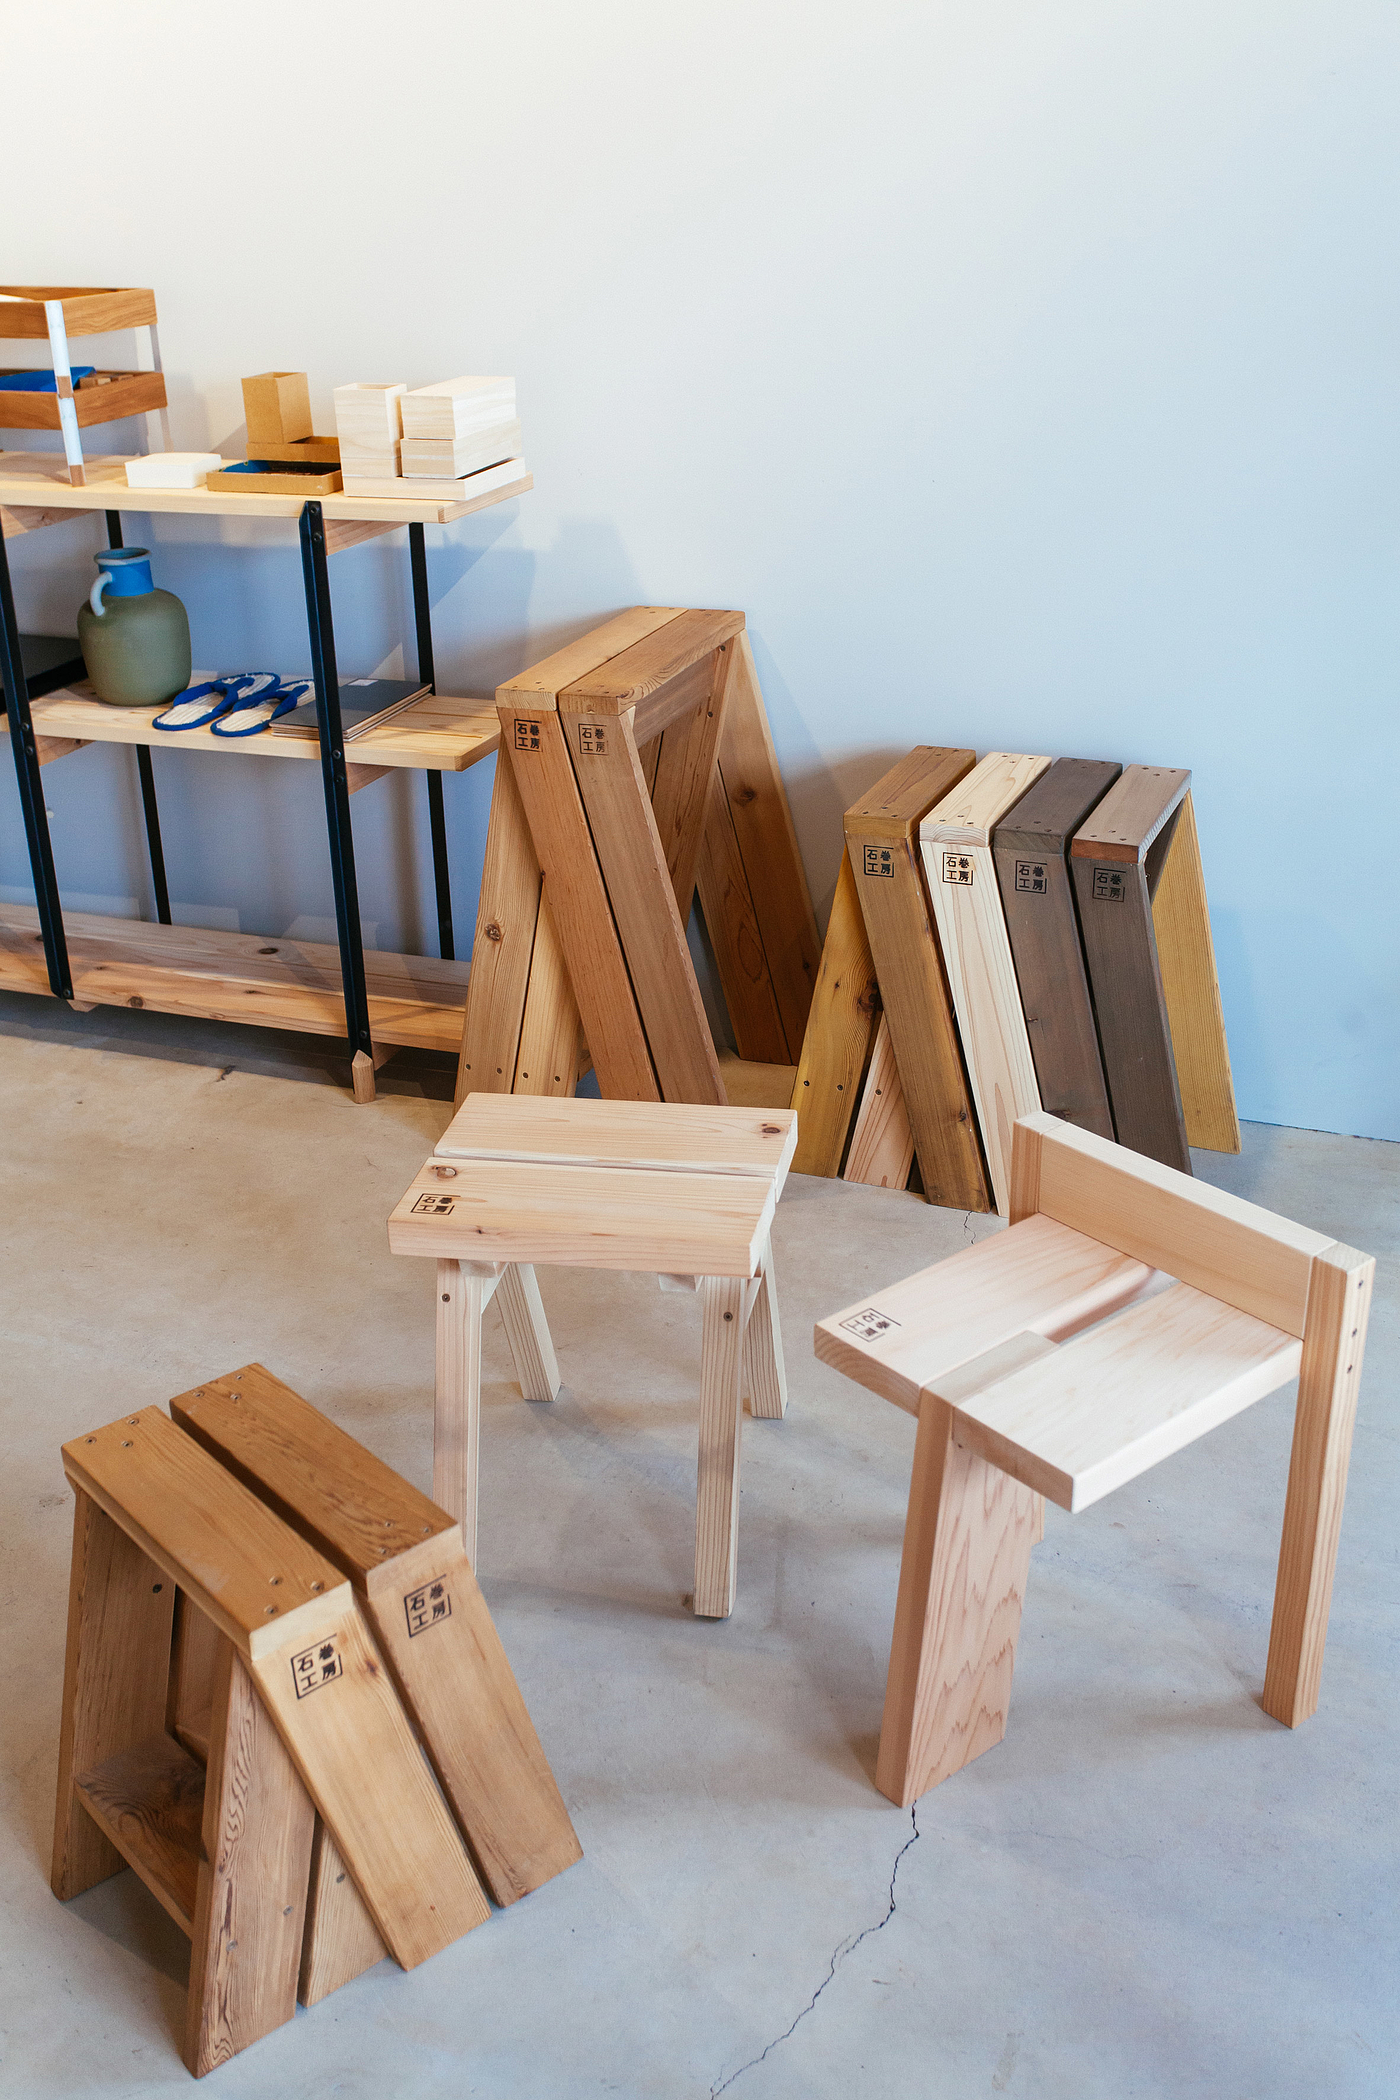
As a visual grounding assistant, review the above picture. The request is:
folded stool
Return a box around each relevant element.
[389,1093,796,1618]
[816,1112,1373,1807]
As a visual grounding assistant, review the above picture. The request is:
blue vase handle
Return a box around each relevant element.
[89,572,112,618]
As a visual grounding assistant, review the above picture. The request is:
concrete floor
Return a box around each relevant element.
[1,993,1396,2100]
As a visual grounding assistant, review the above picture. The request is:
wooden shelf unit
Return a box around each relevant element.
[0,454,533,1098]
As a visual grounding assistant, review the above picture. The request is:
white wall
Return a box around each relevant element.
[5,1,1395,1136]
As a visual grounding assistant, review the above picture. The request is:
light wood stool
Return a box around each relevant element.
[817,1112,1373,1808]
[389,1093,797,1619]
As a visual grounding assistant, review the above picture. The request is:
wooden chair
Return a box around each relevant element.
[388,1093,797,1618]
[816,1112,1373,1807]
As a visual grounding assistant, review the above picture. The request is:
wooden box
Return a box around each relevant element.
[400,376,516,441]
[242,371,313,447]
[400,423,522,479]
[332,382,406,447]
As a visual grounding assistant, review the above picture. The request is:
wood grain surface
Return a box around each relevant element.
[499,710,658,1100]
[921,754,1052,1212]
[52,1491,175,1900]
[843,1013,916,1189]
[1149,792,1241,1153]
[788,847,882,1176]
[992,757,1120,1139]
[454,753,542,1104]
[172,1363,581,1905]
[72,1731,203,1933]
[1263,1244,1374,1726]
[186,1641,315,2075]
[875,1339,1047,1806]
[845,746,991,1210]
[561,705,724,1103]
[1070,766,1193,1172]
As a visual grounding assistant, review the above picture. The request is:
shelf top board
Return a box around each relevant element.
[17,678,501,773]
[0,450,532,526]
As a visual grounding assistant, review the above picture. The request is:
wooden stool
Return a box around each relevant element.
[816,1112,1373,1807]
[171,1362,581,1908]
[53,1404,492,2072]
[389,1093,797,1619]
[456,607,821,1111]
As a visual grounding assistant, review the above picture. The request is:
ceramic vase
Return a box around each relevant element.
[77,547,191,708]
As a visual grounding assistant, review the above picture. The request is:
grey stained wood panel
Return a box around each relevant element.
[993,758,1121,1142]
[1069,765,1192,1174]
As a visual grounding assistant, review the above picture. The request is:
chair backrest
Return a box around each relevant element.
[1009,1113,1334,1338]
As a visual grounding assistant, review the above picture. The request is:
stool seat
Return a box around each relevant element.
[390,1093,797,1617]
[816,1112,1374,1807]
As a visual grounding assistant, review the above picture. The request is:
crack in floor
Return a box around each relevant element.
[709,1806,921,2097]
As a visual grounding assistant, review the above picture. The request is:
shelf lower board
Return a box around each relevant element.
[74,1732,205,1938]
[17,680,500,774]
[0,904,470,1053]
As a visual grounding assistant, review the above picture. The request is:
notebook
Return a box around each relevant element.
[274,678,430,742]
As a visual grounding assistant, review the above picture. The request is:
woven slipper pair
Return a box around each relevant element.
[153,673,314,736]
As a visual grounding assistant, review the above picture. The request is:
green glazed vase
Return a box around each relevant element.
[77,547,191,708]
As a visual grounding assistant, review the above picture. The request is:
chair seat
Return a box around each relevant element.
[814,1213,1156,1414]
[390,1156,778,1275]
[935,1279,1302,1512]
[394,1093,797,1275]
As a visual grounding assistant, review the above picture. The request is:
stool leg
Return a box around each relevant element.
[436,1259,489,1564]
[695,1275,749,1618]
[495,1263,561,1401]
[876,1397,1037,1808]
[1262,1243,1374,1727]
[52,1488,175,1900]
[299,1818,387,2008]
[186,1635,316,2076]
[742,1234,787,1421]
